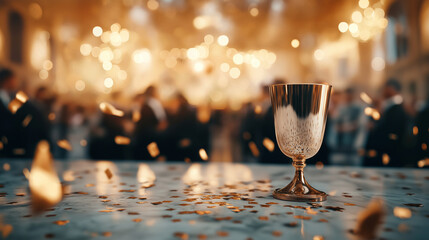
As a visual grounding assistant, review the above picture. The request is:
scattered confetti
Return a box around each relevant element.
[57,140,72,151]
[53,220,69,226]
[105,168,113,180]
[147,142,160,158]
[114,136,131,145]
[393,207,412,219]
[354,198,385,239]
[199,148,208,161]
[99,102,124,117]
[263,138,275,152]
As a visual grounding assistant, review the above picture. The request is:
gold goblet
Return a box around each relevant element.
[270,83,332,202]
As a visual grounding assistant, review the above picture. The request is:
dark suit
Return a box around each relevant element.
[0,98,50,158]
[364,104,409,167]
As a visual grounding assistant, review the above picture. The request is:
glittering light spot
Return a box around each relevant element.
[75,79,85,91]
[43,60,53,70]
[314,49,325,61]
[63,170,75,182]
[39,70,49,80]
[110,23,121,32]
[204,34,214,44]
[133,49,152,64]
[291,39,300,48]
[418,158,429,168]
[80,43,92,56]
[233,54,243,65]
[217,35,229,46]
[315,161,324,169]
[104,77,114,88]
[338,22,349,33]
[248,142,260,157]
[250,8,259,17]
[352,11,363,23]
[371,57,385,71]
[349,23,359,33]
[147,0,159,11]
[359,0,369,9]
[229,67,240,79]
[220,63,230,72]
[92,26,103,37]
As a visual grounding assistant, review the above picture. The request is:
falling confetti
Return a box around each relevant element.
[413,126,418,135]
[29,141,62,213]
[22,115,32,127]
[146,142,159,158]
[52,220,69,226]
[57,140,72,151]
[248,141,260,157]
[99,102,124,117]
[360,92,373,105]
[3,163,10,171]
[262,138,275,152]
[8,91,28,114]
[114,136,131,145]
[105,168,113,180]
[199,148,208,161]
[382,154,390,165]
[132,110,141,122]
[354,198,385,239]
[418,158,429,168]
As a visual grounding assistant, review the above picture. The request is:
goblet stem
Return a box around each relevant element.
[273,158,327,202]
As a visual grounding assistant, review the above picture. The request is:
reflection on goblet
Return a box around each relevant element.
[270,83,332,202]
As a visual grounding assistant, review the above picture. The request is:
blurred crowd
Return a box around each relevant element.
[1,67,428,167]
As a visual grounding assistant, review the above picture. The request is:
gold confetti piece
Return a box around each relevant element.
[216,231,229,237]
[53,220,69,226]
[102,232,112,237]
[354,198,385,239]
[318,219,328,222]
[132,110,141,122]
[0,224,13,238]
[254,104,262,114]
[119,189,135,193]
[22,115,32,127]
[306,208,318,215]
[8,99,23,114]
[284,222,298,227]
[248,141,260,157]
[99,102,124,117]
[344,203,356,206]
[199,148,208,161]
[173,232,188,240]
[0,142,3,150]
[197,234,207,240]
[128,212,139,215]
[413,126,419,135]
[313,235,324,240]
[147,142,160,158]
[57,140,72,151]
[294,215,312,220]
[393,207,412,219]
[114,136,131,145]
[132,218,142,222]
[360,92,373,105]
[16,91,28,103]
[418,158,429,168]
[105,168,113,180]
[315,161,324,169]
[63,170,75,182]
[382,153,390,165]
[171,219,181,222]
[389,133,398,140]
[29,141,62,213]
[85,184,95,187]
[263,138,275,152]
[367,150,377,157]
[3,163,10,171]
[48,113,56,121]
[23,168,30,179]
[80,139,87,147]
[272,231,282,237]
[179,138,191,148]
[422,143,428,151]
[258,216,269,221]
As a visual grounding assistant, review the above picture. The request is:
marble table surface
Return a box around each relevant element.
[0,160,428,240]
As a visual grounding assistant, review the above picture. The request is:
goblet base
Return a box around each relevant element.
[273,188,327,202]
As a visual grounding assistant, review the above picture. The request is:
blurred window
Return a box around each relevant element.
[8,10,24,64]
[385,1,409,63]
